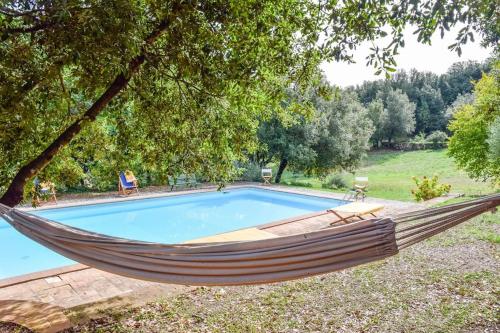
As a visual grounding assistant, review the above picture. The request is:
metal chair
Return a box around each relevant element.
[343,176,368,201]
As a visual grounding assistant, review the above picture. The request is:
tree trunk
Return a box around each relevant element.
[274,158,288,183]
[0,19,170,207]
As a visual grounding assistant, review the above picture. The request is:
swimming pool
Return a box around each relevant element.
[0,188,345,279]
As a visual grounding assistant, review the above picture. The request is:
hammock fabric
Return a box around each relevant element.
[0,194,498,286]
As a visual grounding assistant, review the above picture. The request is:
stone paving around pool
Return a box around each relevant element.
[0,183,428,332]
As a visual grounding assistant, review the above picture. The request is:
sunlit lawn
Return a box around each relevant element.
[281,149,495,201]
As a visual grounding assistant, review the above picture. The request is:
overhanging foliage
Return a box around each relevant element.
[0,0,497,205]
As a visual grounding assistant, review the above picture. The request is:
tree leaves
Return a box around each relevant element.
[256,84,373,179]
[448,62,500,184]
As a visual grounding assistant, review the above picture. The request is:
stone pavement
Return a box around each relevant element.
[0,268,191,332]
[0,300,70,333]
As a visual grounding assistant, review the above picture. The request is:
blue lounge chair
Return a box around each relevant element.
[118,171,139,195]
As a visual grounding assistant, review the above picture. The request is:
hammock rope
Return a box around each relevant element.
[394,194,498,249]
[0,193,498,286]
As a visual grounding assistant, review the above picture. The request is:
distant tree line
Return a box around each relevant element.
[353,59,493,145]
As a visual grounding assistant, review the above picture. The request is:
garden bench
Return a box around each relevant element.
[168,174,200,191]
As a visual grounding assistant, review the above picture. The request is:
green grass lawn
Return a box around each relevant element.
[281,149,495,201]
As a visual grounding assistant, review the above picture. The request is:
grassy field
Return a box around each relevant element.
[281,149,495,201]
[63,149,499,333]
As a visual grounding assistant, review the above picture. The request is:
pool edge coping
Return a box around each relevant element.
[18,183,348,212]
[0,264,88,289]
[1,184,349,288]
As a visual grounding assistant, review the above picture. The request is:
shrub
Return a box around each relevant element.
[285,180,313,187]
[239,161,264,182]
[321,174,348,189]
[409,132,427,150]
[426,130,448,149]
[411,175,451,201]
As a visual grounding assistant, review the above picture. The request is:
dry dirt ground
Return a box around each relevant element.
[54,212,500,333]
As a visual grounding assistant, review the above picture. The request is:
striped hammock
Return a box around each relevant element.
[0,194,498,286]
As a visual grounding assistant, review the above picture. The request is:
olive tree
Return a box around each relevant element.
[366,89,416,144]
[382,89,416,143]
[366,98,385,147]
[257,89,373,183]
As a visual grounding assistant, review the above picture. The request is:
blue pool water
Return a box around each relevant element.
[0,188,345,279]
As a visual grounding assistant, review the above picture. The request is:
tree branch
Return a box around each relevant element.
[0,18,171,206]
[0,6,47,17]
[1,21,55,35]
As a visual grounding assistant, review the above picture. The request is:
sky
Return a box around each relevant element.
[321,26,493,88]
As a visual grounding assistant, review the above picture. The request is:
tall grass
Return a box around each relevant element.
[281,149,495,201]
